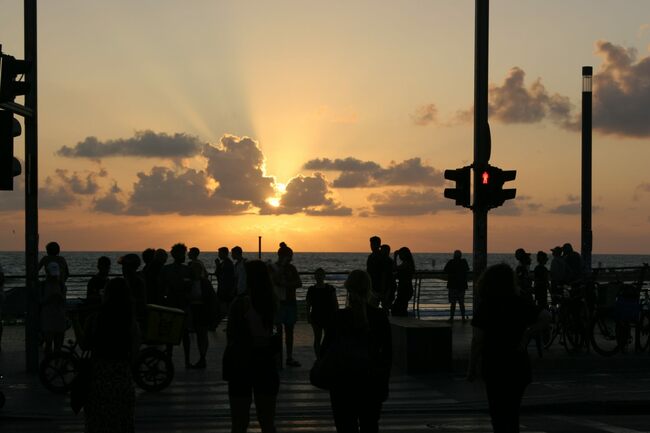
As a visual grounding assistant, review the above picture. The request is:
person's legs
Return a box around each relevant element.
[312,324,323,358]
[459,300,466,321]
[358,399,382,433]
[195,328,208,367]
[182,331,191,367]
[253,391,277,433]
[228,382,253,433]
[285,323,295,361]
[449,300,456,321]
[486,380,525,433]
[330,389,359,433]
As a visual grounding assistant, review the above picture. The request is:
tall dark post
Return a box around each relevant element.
[24,0,39,372]
[258,236,262,259]
[581,66,593,274]
[473,0,490,300]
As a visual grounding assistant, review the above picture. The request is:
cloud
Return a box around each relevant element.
[411,104,438,126]
[303,157,443,188]
[492,195,543,216]
[92,190,127,214]
[633,182,650,201]
[549,194,602,214]
[124,166,250,216]
[54,169,102,195]
[262,173,351,216]
[367,188,452,216]
[488,67,577,128]
[592,40,650,138]
[0,175,24,212]
[57,130,203,160]
[203,135,275,207]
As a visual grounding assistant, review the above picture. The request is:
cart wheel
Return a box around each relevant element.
[134,347,174,392]
[39,351,78,394]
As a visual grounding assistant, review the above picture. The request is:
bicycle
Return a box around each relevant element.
[541,284,592,354]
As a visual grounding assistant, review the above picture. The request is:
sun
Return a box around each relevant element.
[267,197,281,207]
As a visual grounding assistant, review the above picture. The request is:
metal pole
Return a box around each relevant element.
[258,236,262,260]
[473,0,490,302]
[581,66,593,274]
[24,0,39,373]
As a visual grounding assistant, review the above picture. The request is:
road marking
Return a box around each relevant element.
[549,415,650,433]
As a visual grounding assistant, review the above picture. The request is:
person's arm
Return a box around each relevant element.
[305,289,312,324]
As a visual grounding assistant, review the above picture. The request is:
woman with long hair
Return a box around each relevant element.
[322,270,392,433]
[468,264,549,433]
[224,260,278,433]
[391,247,415,317]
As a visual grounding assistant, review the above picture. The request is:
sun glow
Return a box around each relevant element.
[267,197,281,207]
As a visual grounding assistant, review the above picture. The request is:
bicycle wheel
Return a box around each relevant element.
[590,312,620,356]
[133,347,174,392]
[636,313,650,352]
[39,351,79,394]
[542,311,559,349]
[563,302,590,354]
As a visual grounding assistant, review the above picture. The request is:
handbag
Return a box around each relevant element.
[70,357,92,415]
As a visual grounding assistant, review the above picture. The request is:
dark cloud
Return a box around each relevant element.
[411,104,438,126]
[55,169,101,195]
[549,195,602,214]
[592,41,650,137]
[488,67,576,128]
[39,184,77,209]
[125,167,250,216]
[262,173,351,216]
[367,188,452,216]
[303,157,443,188]
[203,135,275,207]
[57,130,203,160]
[92,191,126,214]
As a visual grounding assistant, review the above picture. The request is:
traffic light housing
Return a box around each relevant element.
[475,164,516,209]
[0,110,22,191]
[0,53,30,103]
[444,165,471,208]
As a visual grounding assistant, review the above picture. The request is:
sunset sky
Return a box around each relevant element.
[1,0,649,253]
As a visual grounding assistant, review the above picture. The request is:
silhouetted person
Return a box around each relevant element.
[322,270,392,433]
[562,243,583,287]
[216,246,236,324]
[468,264,550,433]
[391,247,415,317]
[444,250,469,322]
[306,268,338,357]
[232,246,247,295]
[224,260,279,433]
[188,261,215,369]
[0,262,4,351]
[84,278,137,433]
[269,242,302,367]
[119,253,147,324]
[549,246,567,299]
[189,246,209,279]
[366,236,384,308]
[534,251,550,308]
[515,248,533,303]
[86,256,111,305]
[144,248,168,305]
[380,244,396,310]
[38,241,70,285]
[40,262,66,354]
[160,243,193,368]
[142,248,155,270]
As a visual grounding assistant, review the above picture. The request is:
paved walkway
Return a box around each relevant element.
[1,320,650,432]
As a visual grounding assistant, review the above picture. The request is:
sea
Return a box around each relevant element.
[2,251,649,318]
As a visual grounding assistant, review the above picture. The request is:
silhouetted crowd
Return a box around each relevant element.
[22,238,593,432]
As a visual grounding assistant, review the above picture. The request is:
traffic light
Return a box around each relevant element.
[0,110,22,191]
[475,164,516,209]
[0,52,30,103]
[444,165,471,208]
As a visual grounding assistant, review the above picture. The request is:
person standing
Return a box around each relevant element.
[366,236,384,308]
[0,262,4,351]
[86,256,111,306]
[232,246,247,296]
[188,261,215,369]
[549,246,567,299]
[306,268,338,357]
[215,246,236,324]
[269,242,302,367]
[40,262,67,354]
[468,264,549,433]
[444,250,469,322]
[188,247,209,279]
[380,244,396,311]
[533,251,550,308]
[84,278,138,433]
[515,248,533,303]
[224,260,279,433]
[38,241,70,286]
[322,270,392,432]
[391,247,415,317]
[159,243,193,368]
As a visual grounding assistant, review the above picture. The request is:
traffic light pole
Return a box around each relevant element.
[472,0,490,302]
[24,0,39,373]
[581,67,593,275]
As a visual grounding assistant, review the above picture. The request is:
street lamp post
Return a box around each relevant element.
[581,66,593,274]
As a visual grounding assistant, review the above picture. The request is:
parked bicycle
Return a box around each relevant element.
[39,303,185,394]
[541,283,592,354]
